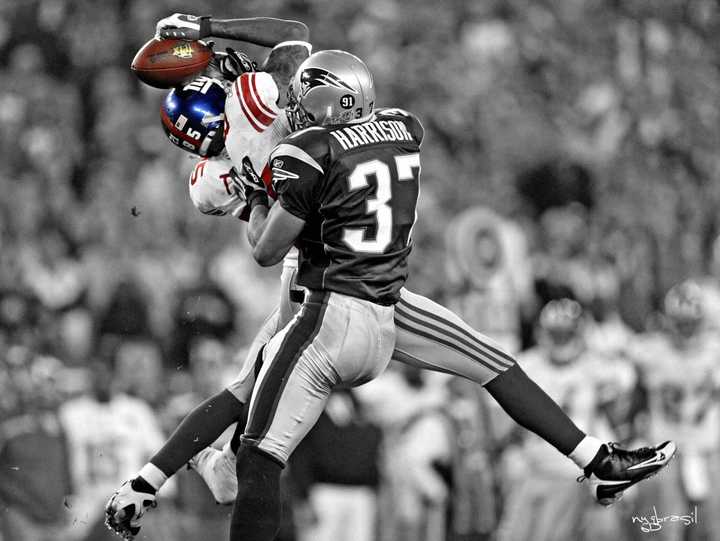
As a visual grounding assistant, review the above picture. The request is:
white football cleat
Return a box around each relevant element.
[188,441,238,504]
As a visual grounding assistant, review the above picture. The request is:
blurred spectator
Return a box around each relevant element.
[515,160,595,217]
[497,300,634,541]
[168,272,237,370]
[627,281,720,541]
[97,278,152,342]
[292,390,382,541]
[165,337,235,541]
[59,360,171,541]
[444,206,534,354]
[113,337,166,408]
[0,350,71,541]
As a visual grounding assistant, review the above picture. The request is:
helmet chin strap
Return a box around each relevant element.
[200,130,225,157]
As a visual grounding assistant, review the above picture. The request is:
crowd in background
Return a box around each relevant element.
[2,0,720,540]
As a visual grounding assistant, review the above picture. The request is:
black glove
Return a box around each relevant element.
[206,48,255,83]
[156,13,212,40]
[232,157,268,208]
[223,48,256,76]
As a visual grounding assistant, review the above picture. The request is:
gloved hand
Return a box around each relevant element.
[105,477,157,540]
[156,13,211,40]
[232,157,268,208]
[208,47,257,82]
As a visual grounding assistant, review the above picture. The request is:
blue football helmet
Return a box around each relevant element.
[160,76,227,156]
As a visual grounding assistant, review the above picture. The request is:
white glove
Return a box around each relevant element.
[156,13,211,40]
[105,479,157,540]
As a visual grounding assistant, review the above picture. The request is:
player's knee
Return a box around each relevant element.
[235,443,284,494]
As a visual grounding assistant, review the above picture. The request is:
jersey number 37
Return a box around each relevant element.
[342,153,420,254]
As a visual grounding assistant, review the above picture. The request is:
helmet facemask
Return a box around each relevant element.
[286,84,314,131]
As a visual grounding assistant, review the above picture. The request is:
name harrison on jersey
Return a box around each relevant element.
[330,119,414,151]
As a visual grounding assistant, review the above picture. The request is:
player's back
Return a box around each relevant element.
[270,108,423,305]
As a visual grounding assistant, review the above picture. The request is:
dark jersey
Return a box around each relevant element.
[270,108,423,305]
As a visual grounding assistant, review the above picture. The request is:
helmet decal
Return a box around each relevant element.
[299,67,357,97]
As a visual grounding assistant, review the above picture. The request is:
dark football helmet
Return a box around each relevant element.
[664,280,704,340]
[160,76,226,156]
[537,298,585,364]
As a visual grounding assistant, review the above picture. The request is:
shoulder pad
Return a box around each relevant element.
[373,107,424,144]
[272,127,330,172]
[228,72,280,133]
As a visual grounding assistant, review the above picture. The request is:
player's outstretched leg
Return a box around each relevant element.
[395,289,676,503]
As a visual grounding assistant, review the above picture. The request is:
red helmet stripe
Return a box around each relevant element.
[160,107,201,147]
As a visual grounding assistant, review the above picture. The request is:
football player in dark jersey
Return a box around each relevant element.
[228,50,419,541]
[231,51,677,541]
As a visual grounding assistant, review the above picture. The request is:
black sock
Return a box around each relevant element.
[151,389,244,476]
[230,444,283,541]
[485,364,585,455]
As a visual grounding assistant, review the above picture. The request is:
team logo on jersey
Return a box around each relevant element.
[299,68,357,97]
[172,43,195,59]
[272,159,299,182]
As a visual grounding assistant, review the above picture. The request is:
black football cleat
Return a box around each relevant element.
[579,440,676,506]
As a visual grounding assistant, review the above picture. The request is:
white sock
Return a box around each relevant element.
[568,436,604,471]
[138,462,168,491]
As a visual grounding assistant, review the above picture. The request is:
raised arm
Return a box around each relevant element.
[157,13,309,47]
[210,17,308,45]
[262,41,312,93]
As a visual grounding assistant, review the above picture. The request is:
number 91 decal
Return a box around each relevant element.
[340,94,355,109]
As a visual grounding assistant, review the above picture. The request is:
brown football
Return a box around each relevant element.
[131,38,213,89]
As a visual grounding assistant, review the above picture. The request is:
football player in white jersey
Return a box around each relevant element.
[105,13,676,540]
[498,300,636,541]
[628,281,720,541]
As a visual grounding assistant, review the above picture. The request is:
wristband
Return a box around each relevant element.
[199,16,212,39]
[138,462,168,491]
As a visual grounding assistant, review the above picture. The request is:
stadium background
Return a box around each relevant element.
[1,0,720,540]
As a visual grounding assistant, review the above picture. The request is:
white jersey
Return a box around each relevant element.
[224,71,291,178]
[188,155,243,216]
[516,347,635,475]
[59,394,168,529]
[187,69,298,265]
[629,332,720,452]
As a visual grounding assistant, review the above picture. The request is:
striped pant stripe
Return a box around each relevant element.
[398,297,516,368]
[244,291,329,444]
[394,309,503,375]
[395,304,514,373]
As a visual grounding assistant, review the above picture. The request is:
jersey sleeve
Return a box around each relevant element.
[375,107,424,145]
[226,72,280,134]
[270,130,328,221]
[188,156,246,217]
